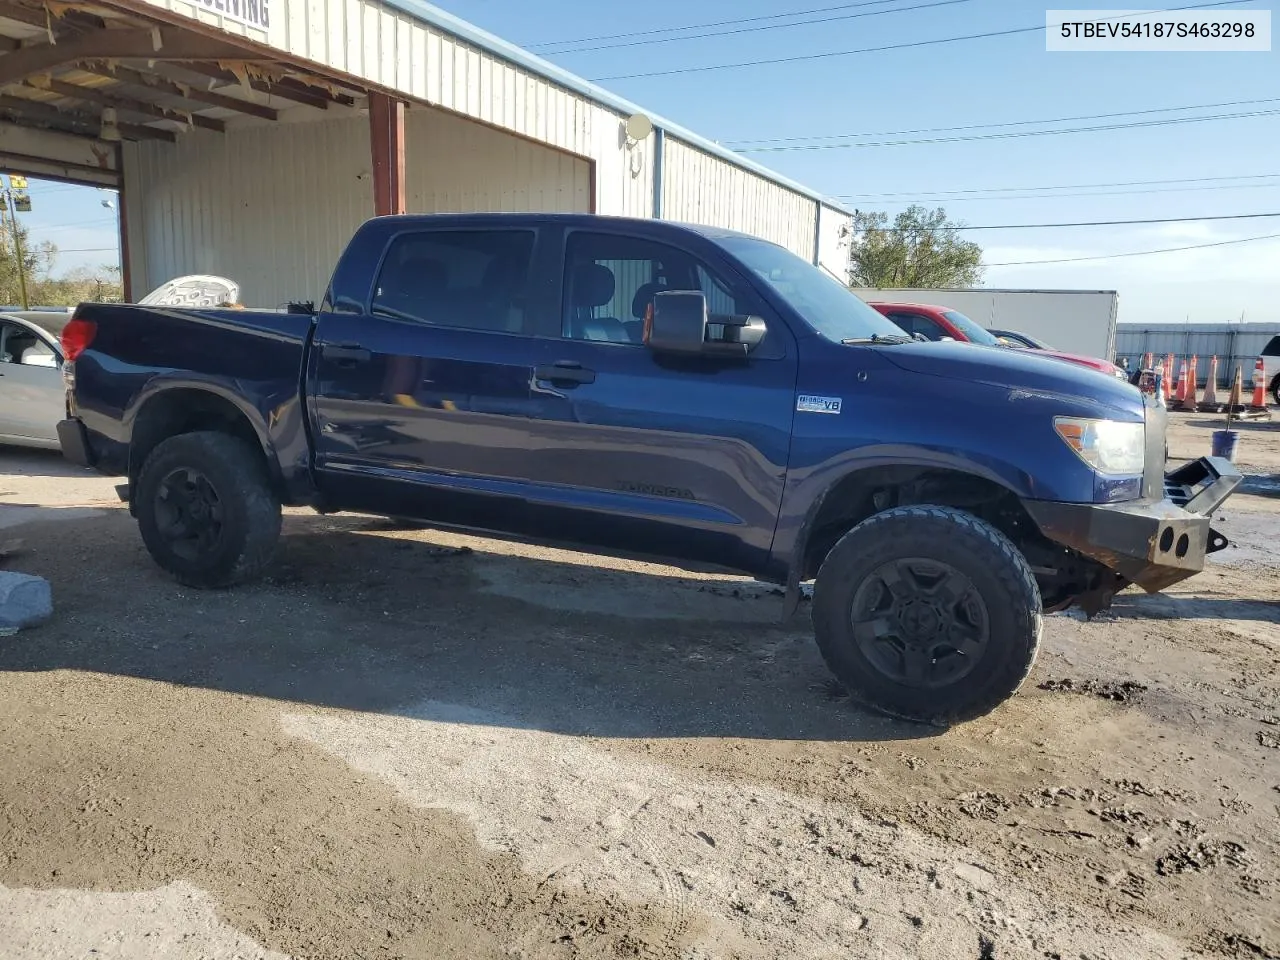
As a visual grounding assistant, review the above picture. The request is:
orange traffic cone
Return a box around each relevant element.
[1225,364,1246,414]
[1173,358,1188,404]
[1246,356,1273,418]
[1198,356,1223,412]
[1161,355,1173,403]
[1175,355,1200,411]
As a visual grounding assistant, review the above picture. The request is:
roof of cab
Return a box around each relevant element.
[365,212,774,244]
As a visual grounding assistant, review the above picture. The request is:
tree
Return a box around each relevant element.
[848,205,984,288]
[0,219,56,305]
[31,264,123,305]
[0,220,121,305]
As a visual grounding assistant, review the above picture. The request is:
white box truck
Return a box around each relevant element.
[848,287,1120,363]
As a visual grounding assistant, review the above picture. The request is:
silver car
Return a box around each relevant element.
[0,311,69,450]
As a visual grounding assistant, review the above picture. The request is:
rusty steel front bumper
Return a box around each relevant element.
[1024,456,1242,595]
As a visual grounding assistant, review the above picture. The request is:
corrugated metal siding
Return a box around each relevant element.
[1116,323,1280,387]
[404,106,590,213]
[123,115,372,307]
[133,0,652,218]
[124,107,592,305]
[816,204,850,282]
[661,137,815,259]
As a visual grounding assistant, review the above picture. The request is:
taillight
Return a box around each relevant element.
[60,316,97,362]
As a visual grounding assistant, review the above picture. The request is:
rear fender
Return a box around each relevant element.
[122,375,288,500]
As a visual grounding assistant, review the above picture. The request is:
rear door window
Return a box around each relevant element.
[372,230,537,335]
[1262,336,1280,357]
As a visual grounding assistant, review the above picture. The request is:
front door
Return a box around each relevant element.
[0,319,63,444]
[519,228,798,574]
[308,225,549,527]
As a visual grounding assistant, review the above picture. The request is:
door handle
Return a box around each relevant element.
[322,342,371,363]
[534,361,596,385]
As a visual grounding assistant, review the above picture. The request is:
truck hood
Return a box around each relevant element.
[877,340,1142,416]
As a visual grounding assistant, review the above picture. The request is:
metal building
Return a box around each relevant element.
[1115,323,1280,389]
[0,0,852,306]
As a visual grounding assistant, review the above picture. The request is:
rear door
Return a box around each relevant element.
[307,225,552,525]
[0,318,63,443]
[517,227,798,573]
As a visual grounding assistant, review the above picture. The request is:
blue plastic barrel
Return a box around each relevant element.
[1211,430,1239,461]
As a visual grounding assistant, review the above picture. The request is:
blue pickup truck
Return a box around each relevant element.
[56,213,1240,724]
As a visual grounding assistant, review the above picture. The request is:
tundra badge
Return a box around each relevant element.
[796,395,842,415]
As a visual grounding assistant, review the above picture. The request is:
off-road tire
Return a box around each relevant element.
[812,505,1042,726]
[135,430,281,588]
[1271,374,1280,408]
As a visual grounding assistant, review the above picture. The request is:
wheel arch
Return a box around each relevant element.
[124,382,281,508]
[782,461,1034,619]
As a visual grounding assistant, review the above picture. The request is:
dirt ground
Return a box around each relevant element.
[0,411,1277,960]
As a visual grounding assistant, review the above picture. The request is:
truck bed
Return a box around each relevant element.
[66,303,315,488]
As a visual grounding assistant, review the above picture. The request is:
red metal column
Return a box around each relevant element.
[115,143,132,301]
[368,92,406,217]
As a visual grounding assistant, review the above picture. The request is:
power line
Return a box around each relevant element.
[526,0,910,50]
[531,0,976,55]
[724,96,1280,147]
[590,0,1252,81]
[733,106,1280,152]
[35,217,117,230]
[953,212,1280,230]
[851,181,1280,203]
[835,172,1280,200]
[985,231,1280,267]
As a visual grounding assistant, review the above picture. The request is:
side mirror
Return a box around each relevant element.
[646,290,766,358]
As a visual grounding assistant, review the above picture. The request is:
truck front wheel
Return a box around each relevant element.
[135,430,282,588]
[812,505,1042,725]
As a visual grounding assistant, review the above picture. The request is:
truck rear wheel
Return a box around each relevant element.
[135,430,282,588]
[812,505,1042,726]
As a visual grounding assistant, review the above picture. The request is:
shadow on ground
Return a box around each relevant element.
[1109,591,1280,622]
[0,506,926,745]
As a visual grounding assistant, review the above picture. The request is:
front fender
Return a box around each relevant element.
[774,446,1038,619]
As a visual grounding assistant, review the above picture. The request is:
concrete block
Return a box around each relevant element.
[0,572,52,634]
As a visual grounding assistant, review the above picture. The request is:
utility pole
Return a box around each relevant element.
[1,174,31,309]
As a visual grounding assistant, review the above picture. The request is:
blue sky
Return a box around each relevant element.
[17,0,1280,323]
[13,178,118,283]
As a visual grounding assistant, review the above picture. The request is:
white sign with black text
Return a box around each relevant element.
[193,0,270,33]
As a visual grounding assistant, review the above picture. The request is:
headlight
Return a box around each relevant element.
[1054,417,1145,475]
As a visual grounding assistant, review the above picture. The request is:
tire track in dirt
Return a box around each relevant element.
[282,699,1199,960]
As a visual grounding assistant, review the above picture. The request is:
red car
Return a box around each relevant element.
[869,301,1128,380]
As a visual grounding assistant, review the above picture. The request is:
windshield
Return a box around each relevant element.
[719,237,905,343]
[941,310,1000,347]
